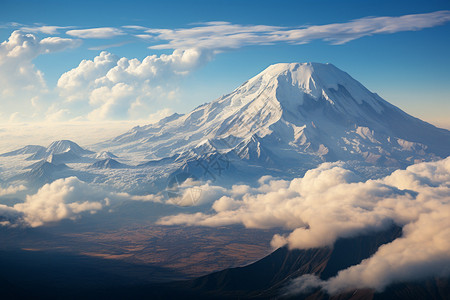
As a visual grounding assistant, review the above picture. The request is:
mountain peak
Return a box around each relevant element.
[260,62,335,76]
[244,62,384,114]
[255,62,342,86]
[24,140,94,161]
[103,62,450,175]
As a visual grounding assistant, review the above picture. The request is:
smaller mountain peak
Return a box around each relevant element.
[94,151,118,159]
[89,158,127,169]
[46,140,94,156]
[47,139,77,148]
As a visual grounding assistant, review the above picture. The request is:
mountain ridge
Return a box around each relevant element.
[2,63,449,192]
[99,62,449,184]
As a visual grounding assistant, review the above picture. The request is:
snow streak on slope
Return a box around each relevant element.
[1,62,450,195]
[101,63,449,180]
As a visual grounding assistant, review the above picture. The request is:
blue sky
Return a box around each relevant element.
[1,0,449,128]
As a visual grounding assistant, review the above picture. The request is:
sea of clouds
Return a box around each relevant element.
[157,157,450,294]
[0,157,449,294]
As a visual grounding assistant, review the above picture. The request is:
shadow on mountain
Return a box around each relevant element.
[123,225,449,300]
[88,158,130,169]
[0,225,449,299]
[0,248,182,300]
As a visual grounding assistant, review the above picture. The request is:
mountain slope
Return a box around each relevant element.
[88,158,129,169]
[3,63,448,192]
[27,140,94,161]
[174,226,404,298]
[127,226,448,300]
[14,161,70,186]
[100,63,450,183]
[0,145,46,157]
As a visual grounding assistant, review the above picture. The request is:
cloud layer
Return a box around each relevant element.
[66,27,125,39]
[157,157,450,293]
[0,177,107,227]
[144,10,450,50]
[0,176,167,227]
[0,184,26,196]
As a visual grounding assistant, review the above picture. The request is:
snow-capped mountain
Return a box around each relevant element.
[27,140,95,160]
[93,151,118,160]
[2,140,98,188]
[0,145,46,157]
[88,158,128,169]
[101,63,449,179]
[2,63,449,192]
[14,161,70,186]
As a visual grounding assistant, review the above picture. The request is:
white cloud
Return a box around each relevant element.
[12,177,107,227]
[57,49,211,120]
[20,25,72,35]
[0,177,171,227]
[2,10,449,122]
[145,11,450,50]
[0,204,23,227]
[57,51,119,103]
[0,184,26,196]
[286,206,450,295]
[0,31,80,64]
[0,31,81,122]
[66,27,125,39]
[167,179,227,207]
[323,208,450,293]
[157,157,450,293]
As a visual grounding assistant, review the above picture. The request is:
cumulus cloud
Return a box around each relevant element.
[144,11,450,50]
[286,206,450,295]
[166,178,227,207]
[57,51,119,103]
[324,208,450,293]
[12,177,107,227]
[2,10,449,122]
[157,157,450,293]
[0,31,81,122]
[66,27,125,39]
[0,177,113,227]
[0,177,170,227]
[57,48,211,120]
[0,184,26,196]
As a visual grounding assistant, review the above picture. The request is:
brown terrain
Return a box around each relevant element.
[0,220,282,279]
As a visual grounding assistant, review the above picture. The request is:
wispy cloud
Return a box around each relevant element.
[20,25,73,35]
[1,10,449,122]
[144,10,450,50]
[66,27,125,39]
